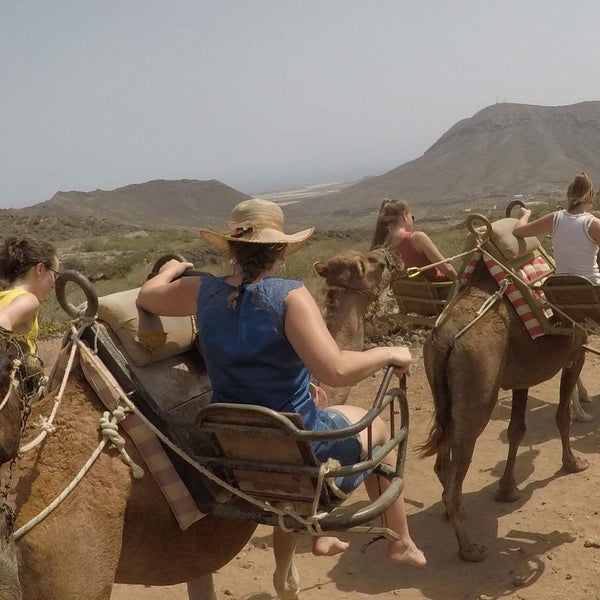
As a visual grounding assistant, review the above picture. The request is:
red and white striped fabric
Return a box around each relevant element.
[49,340,206,530]
[461,251,553,339]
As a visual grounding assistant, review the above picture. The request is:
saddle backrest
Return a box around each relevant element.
[541,275,600,326]
[390,276,455,322]
[96,287,211,418]
[197,403,335,513]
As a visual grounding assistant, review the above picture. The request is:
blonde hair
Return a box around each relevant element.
[370,198,411,249]
[566,172,595,211]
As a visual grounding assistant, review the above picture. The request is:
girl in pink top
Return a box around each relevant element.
[372,199,457,282]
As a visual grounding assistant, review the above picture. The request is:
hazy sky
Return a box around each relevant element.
[3,1,600,208]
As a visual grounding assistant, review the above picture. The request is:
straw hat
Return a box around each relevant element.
[199,198,314,256]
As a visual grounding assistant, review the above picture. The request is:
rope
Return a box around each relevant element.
[99,409,144,479]
[406,247,478,279]
[14,404,143,540]
[0,360,21,413]
[452,278,510,341]
[19,331,79,453]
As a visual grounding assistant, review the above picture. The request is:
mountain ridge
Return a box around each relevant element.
[14,100,600,231]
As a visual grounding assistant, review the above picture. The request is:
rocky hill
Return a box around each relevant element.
[13,100,600,232]
[23,179,250,230]
[287,100,600,226]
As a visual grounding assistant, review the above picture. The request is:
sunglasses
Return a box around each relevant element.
[46,265,60,279]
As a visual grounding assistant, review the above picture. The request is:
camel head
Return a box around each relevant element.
[0,330,40,466]
[314,247,396,294]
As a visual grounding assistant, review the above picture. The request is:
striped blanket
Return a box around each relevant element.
[47,340,204,530]
[460,251,553,339]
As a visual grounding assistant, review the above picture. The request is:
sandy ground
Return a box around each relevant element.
[35,339,600,600]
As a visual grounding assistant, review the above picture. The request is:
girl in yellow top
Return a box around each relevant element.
[0,236,59,355]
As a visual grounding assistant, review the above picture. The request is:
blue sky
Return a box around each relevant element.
[2,1,600,208]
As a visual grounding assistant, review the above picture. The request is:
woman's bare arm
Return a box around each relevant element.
[512,209,554,238]
[136,259,200,316]
[284,286,410,386]
[410,232,457,280]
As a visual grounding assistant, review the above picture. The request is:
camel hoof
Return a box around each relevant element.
[494,487,521,503]
[572,410,594,423]
[459,543,487,562]
[563,457,589,473]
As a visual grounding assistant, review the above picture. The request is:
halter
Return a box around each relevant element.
[0,329,43,538]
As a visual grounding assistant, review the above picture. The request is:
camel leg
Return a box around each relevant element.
[495,389,528,502]
[571,376,593,423]
[558,356,588,473]
[577,376,592,403]
[186,573,217,600]
[444,434,487,562]
[434,449,454,518]
[272,527,300,600]
[434,449,451,492]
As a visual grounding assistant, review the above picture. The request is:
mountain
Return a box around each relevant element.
[287,100,600,225]
[15,100,600,232]
[23,179,250,230]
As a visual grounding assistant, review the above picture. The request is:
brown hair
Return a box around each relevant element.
[226,241,286,308]
[370,198,411,249]
[0,236,57,283]
[566,172,595,211]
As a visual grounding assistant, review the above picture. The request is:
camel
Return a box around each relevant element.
[0,317,268,600]
[314,248,393,404]
[4,358,258,600]
[314,242,592,563]
[420,258,588,561]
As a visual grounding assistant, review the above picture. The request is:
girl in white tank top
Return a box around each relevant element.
[552,210,600,283]
[513,172,600,284]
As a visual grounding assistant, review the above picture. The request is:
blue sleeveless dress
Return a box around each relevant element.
[196,276,367,493]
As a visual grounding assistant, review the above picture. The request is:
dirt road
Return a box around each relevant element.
[68,341,600,600]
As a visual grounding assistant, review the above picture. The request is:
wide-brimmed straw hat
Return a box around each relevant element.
[199,198,314,256]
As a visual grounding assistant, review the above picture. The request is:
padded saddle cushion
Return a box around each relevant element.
[463,217,541,262]
[97,287,196,367]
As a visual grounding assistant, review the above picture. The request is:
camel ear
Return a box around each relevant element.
[314,261,328,277]
[354,257,365,277]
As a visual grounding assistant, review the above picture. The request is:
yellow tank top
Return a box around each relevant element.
[0,288,39,355]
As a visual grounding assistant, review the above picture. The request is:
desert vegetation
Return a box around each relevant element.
[30,225,447,336]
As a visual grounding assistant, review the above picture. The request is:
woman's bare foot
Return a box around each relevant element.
[312,536,349,556]
[386,539,427,566]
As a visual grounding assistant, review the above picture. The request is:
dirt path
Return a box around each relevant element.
[36,339,600,600]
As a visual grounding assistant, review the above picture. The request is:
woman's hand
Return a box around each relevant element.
[518,207,532,220]
[158,259,195,281]
[388,346,412,377]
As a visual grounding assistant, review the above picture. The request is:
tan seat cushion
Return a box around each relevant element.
[463,217,540,261]
[97,287,196,367]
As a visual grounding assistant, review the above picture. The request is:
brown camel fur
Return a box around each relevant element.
[314,248,392,404]
[8,366,257,600]
[421,259,588,562]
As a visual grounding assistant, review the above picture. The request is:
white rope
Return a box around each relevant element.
[98,409,144,479]
[14,404,143,540]
[406,247,479,279]
[0,360,21,414]
[453,278,510,341]
[19,331,79,453]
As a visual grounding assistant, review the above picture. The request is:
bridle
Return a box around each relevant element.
[0,330,42,538]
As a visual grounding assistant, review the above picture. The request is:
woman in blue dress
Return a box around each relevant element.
[137,199,425,568]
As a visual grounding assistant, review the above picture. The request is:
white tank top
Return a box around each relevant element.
[552,210,600,283]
